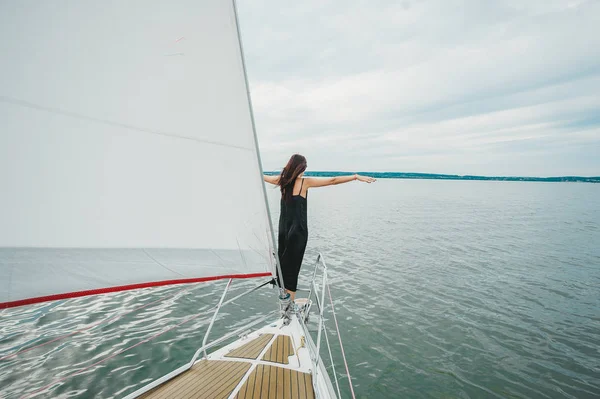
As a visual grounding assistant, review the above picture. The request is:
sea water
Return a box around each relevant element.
[1,180,599,398]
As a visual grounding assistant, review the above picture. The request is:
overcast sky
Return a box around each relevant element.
[237,0,600,176]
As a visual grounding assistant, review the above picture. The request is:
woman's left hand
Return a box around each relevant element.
[356,174,376,183]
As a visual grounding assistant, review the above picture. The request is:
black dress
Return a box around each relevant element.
[277,179,308,292]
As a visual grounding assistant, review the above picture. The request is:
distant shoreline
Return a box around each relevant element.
[264,171,600,183]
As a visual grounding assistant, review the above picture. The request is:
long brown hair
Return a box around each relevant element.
[279,154,307,202]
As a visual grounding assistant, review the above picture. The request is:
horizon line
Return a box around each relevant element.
[263,171,600,181]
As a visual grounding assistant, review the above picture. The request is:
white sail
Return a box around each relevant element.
[0,0,275,308]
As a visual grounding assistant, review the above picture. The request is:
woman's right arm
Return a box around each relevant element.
[305,174,375,188]
[263,174,280,185]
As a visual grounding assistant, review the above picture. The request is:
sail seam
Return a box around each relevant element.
[0,95,255,151]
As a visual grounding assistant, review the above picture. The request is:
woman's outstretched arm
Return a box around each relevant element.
[263,174,280,185]
[305,174,375,188]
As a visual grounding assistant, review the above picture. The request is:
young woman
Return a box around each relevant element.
[263,154,376,301]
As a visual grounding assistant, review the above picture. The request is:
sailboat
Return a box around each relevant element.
[0,1,353,398]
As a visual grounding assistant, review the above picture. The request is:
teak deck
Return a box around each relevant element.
[262,335,294,365]
[139,360,250,399]
[225,333,274,360]
[139,334,314,399]
[234,364,314,399]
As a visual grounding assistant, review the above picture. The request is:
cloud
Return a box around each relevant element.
[238,0,600,175]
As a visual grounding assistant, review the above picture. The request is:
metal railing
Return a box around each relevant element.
[124,279,274,399]
[295,253,356,399]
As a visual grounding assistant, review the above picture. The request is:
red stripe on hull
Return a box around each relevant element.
[0,272,272,309]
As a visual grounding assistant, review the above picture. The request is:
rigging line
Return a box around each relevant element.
[246,241,270,264]
[141,249,186,278]
[0,95,253,152]
[0,285,190,361]
[326,283,357,399]
[208,248,228,266]
[236,237,249,270]
[322,322,343,399]
[238,215,272,264]
[245,228,271,263]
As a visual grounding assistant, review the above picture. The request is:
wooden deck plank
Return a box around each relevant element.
[147,363,203,398]
[298,371,306,399]
[277,366,284,398]
[305,372,315,399]
[141,361,317,399]
[183,361,226,397]
[244,335,272,353]
[277,336,284,363]
[252,364,264,399]
[139,360,251,399]
[138,360,210,399]
[262,335,294,365]
[284,368,292,399]
[237,364,255,399]
[190,361,237,398]
[225,333,273,360]
[229,335,264,355]
[180,361,233,398]
[261,364,270,398]
[268,363,277,399]
[233,336,266,357]
[247,366,257,399]
[177,361,232,398]
[272,335,279,363]
[202,363,251,399]
[291,367,299,399]
[234,364,314,399]
[178,363,221,398]
[216,365,250,399]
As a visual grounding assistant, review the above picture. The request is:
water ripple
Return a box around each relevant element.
[2,181,600,398]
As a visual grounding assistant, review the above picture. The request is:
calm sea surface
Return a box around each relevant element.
[1,180,599,398]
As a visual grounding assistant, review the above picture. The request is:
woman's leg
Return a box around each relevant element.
[289,233,307,303]
[281,230,306,303]
[286,289,296,301]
